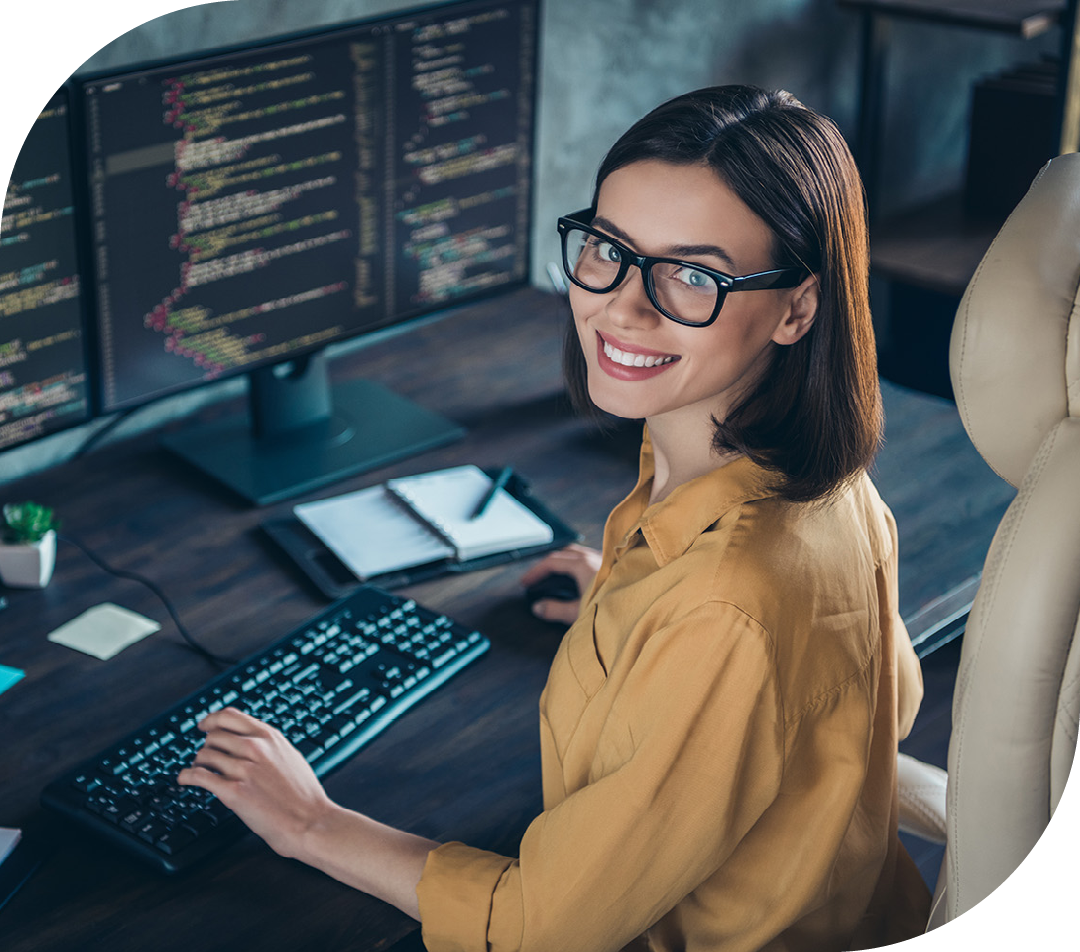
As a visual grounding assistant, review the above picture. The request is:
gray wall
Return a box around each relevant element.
[1,0,1056,484]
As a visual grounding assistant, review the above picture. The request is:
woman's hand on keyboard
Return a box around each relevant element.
[178,706,437,919]
[177,707,334,861]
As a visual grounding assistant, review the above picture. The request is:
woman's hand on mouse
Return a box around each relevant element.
[520,544,602,624]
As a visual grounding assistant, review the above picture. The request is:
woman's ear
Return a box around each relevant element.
[771,274,819,346]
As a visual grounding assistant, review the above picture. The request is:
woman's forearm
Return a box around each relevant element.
[297,804,438,920]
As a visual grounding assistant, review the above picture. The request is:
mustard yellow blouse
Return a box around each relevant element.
[417,434,930,951]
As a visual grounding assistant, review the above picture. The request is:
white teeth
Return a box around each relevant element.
[604,340,675,368]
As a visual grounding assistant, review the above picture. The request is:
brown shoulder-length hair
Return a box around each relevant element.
[564,85,881,503]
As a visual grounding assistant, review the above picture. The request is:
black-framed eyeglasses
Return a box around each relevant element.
[557,209,807,328]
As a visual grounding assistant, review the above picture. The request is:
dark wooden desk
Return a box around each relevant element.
[0,287,639,951]
[0,287,1013,950]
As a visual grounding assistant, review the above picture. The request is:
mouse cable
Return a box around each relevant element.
[58,534,238,668]
[69,407,141,460]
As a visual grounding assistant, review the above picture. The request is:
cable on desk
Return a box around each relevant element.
[69,408,141,460]
[58,534,237,668]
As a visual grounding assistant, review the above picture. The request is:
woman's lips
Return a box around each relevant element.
[595,332,680,380]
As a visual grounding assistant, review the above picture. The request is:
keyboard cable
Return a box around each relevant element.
[58,534,238,668]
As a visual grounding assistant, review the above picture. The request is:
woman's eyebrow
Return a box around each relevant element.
[592,214,737,270]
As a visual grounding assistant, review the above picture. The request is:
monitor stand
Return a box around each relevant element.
[161,350,465,505]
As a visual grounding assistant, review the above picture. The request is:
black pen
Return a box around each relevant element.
[471,467,512,520]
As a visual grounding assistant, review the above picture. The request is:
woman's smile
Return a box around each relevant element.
[596,331,680,380]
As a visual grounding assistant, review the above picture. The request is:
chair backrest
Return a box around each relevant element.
[930,153,1080,927]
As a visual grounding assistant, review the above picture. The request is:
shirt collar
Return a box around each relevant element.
[610,426,779,567]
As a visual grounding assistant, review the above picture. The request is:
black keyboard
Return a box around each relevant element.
[41,585,490,873]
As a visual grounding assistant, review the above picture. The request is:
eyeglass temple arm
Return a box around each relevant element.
[730,268,808,291]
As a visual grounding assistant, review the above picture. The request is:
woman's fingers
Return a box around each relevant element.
[176,707,333,858]
[178,708,289,788]
[531,598,582,625]
[199,706,271,736]
[519,548,575,585]
[520,544,601,588]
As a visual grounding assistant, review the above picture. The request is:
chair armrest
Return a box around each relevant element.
[903,574,978,659]
[897,752,947,844]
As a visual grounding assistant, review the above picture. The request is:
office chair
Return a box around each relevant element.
[895,152,1080,930]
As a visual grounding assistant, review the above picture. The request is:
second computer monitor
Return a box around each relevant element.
[0,89,90,451]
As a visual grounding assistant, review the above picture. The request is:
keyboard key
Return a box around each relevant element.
[120,808,148,832]
[295,738,324,762]
[155,827,196,855]
[183,811,218,835]
[72,772,100,793]
[136,817,171,844]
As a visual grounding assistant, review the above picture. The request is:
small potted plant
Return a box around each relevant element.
[0,501,60,588]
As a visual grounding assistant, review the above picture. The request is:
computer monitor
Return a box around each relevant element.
[79,0,537,503]
[0,88,91,451]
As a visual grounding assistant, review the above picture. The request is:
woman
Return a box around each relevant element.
[180,85,930,951]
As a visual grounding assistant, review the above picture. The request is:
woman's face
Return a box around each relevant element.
[569,159,817,429]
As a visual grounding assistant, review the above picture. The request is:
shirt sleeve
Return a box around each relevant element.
[417,600,786,952]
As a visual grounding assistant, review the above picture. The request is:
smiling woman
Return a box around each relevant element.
[180,85,930,952]
[562,158,823,486]
[563,86,881,506]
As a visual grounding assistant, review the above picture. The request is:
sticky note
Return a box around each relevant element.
[47,603,161,660]
[0,665,23,696]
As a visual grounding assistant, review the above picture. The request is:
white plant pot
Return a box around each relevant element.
[0,529,57,588]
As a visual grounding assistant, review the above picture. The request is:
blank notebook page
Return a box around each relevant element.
[294,485,455,579]
[387,465,553,561]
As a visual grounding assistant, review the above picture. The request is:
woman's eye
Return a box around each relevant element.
[673,267,711,289]
[597,241,621,263]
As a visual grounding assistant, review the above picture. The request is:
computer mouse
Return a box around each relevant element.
[524,572,580,608]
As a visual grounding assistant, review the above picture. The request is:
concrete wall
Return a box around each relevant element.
[0,0,1057,483]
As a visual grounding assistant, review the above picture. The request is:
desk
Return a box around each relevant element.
[0,288,1013,951]
[0,287,633,951]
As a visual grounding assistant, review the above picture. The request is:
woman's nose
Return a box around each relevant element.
[604,265,660,327]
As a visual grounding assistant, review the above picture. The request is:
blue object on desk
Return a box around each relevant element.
[0,665,24,697]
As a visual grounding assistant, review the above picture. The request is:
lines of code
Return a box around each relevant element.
[87,0,534,412]
[391,3,533,309]
[0,92,89,450]
[88,45,360,409]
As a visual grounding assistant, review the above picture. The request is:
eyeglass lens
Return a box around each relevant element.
[563,226,720,325]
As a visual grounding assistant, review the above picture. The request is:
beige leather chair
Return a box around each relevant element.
[896,152,1080,930]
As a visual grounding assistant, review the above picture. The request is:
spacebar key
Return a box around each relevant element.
[332,687,372,716]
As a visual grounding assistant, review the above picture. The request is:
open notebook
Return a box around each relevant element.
[291,465,558,583]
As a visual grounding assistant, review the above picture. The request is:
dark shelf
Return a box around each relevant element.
[837,0,1065,38]
[870,192,1004,296]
